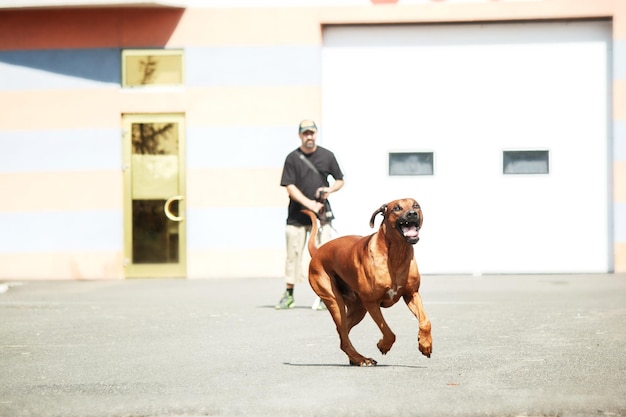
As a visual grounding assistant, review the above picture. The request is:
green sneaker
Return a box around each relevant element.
[275,292,294,310]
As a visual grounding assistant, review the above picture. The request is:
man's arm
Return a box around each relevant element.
[286,184,324,213]
[326,178,344,195]
[315,178,344,200]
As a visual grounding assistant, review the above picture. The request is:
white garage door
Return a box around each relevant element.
[321,21,611,274]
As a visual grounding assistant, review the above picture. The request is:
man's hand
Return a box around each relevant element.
[305,199,324,213]
[315,187,329,201]
[285,184,325,213]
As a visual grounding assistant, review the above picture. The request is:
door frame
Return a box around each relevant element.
[122,113,187,278]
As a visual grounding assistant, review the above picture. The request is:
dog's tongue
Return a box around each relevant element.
[402,226,419,238]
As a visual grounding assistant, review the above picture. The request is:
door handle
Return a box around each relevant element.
[164,195,184,222]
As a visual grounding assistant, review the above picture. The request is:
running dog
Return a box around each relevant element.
[303,198,432,366]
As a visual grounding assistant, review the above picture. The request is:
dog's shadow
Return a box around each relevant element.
[258,305,320,310]
[284,362,426,369]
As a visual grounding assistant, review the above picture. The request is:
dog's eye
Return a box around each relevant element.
[413,203,420,210]
[393,204,402,211]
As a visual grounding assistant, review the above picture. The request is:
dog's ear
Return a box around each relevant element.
[369,204,388,228]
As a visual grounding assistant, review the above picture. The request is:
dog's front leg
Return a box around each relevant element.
[363,302,396,355]
[404,291,432,358]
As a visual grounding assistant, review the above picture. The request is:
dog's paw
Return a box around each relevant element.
[349,358,378,366]
[377,335,396,355]
[418,329,432,358]
[418,340,432,358]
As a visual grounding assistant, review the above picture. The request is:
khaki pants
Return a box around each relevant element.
[285,224,332,285]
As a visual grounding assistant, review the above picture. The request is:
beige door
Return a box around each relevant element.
[122,114,186,278]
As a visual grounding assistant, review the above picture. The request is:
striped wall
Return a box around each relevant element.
[172,8,323,278]
[0,6,323,279]
[0,0,625,280]
[614,0,626,272]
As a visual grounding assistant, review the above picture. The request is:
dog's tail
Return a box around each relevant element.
[301,209,319,258]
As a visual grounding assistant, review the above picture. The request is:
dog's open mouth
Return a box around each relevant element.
[398,220,420,243]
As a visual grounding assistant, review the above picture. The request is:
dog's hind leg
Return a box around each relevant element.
[336,302,382,364]
[310,272,377,366]
[345,296,367,333]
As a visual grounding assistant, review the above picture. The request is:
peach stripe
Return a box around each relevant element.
[167,7,322,47]
[124,86,320,125]
[186,86,321,127]
[0,89,120,130]
[187,168,284,208]
[0,86,320,130]
[615,243,626,273]
[0,171,122,212]
[320,0,615,24]
[615,0,626,39]
[187,248,283,279]
[0,89,194,130]
[0,251,124,280]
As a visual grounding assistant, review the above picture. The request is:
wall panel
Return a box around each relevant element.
[187,248,284,279]
[187,168,285,207]
[168,7,322,47]
[0,48,120,90]
[0,210,122,253]
[0,129,121,173]
[185,86,321,127]
[186,46,321,87]
[0,171,122,212]
[0,8,184,51]
[187,127,297,169]
[0,252,124,280]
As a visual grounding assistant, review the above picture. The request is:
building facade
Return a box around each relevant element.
[0,0,625,279]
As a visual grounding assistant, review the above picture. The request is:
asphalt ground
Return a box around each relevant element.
[0,274,625,417]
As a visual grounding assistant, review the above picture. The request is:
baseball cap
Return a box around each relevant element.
[298,120,317,134]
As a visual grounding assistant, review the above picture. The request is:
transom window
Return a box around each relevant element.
[122,49,184,87]
[389,152,434,176]
[503,150,550,175]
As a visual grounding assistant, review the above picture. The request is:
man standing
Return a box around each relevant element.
[276,120,344,310]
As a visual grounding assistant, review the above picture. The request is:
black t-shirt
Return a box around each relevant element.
[280,146,344,226]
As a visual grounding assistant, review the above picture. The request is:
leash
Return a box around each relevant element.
[297,151,336,227]
[321,221,339,236]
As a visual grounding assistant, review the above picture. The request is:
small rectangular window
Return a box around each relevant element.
[389,152,434,176]
[503,150,549,175]
[122,49,184,87]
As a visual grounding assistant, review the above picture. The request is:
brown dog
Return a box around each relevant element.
[303,198,432,366]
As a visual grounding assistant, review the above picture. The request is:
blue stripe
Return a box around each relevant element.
[0,48,120,90]
[0,210,122,253]
[0,46,322,89]
[614,39,626,80]
[4,125,315,172]
[187,207,285,250]
[0,129,121,173]
[185,46,321,86]
[187,125,298,169]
